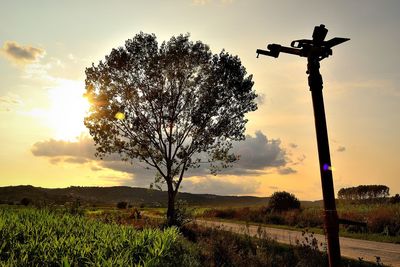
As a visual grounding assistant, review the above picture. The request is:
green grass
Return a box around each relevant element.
[0,206,385,266]
[0,207,198,266]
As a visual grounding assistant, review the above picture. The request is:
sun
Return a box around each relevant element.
[47,80,90,141]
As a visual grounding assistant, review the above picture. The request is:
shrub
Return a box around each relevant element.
[282,210,301,226]
[390,194,400,204]
[296,208,323,228]
[181,223,333,267]
[116,201,128,209]
[20,197,32,206]
[263,213,285,225]
[366,207,400,236]
[64,199,84,216]
[172,200,193,227]
[129,207,142,219]
[268,191,301,212]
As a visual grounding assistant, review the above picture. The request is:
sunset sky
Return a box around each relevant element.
[1,0,399,200]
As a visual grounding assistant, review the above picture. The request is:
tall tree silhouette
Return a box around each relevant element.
[84,33,257,225]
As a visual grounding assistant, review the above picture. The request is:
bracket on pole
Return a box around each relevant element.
[256,24,349,61]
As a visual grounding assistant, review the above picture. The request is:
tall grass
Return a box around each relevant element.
[201,203,400,239]
[0,207,199,266]
[181,223,381,267]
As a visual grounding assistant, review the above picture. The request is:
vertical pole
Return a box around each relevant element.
[308,56,341,266]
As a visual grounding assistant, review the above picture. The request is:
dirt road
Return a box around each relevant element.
[197,220,400,266]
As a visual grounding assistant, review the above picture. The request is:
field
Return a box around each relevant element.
[0,205,387,266]
[197,201,400,244]
[0,207,196,266]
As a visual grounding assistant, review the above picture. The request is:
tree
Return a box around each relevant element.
[84,33,257,225]
[390,194,400,204]
[337,185,390,200]
[268,191,300,212]
[20,197,32,206]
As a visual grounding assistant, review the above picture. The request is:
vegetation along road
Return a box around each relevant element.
[198,220,400,266]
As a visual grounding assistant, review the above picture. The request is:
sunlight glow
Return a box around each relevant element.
[47,80,89,141]
[115,112,125,120]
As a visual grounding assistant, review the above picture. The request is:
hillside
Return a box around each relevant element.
[0,185,272,207]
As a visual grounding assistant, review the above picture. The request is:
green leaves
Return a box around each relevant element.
[84,32,257,178]
[0,208,191,266]
[84,33,257,224]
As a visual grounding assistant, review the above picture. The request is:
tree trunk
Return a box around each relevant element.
[166,184,176,226]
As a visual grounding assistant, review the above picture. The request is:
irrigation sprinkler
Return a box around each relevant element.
[257,24,349,267]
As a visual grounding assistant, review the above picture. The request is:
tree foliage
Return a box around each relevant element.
[337,185,389,200]
[84,33,257,225]
[268,191,301,212]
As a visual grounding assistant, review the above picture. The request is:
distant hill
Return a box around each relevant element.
[0,185,273,207]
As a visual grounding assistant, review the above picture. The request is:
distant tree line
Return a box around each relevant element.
[338,185,389,200]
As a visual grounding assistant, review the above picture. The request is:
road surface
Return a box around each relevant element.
[197,220,400,266]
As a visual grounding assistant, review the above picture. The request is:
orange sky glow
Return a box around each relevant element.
[1,0,400,200]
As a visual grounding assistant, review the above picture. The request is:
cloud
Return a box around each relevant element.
[277,167,297,175]
[31,137,96,158]
[289,143,298,149]
[256,93,266,105]
[91,166,102,172]
[31,130,291,190]
[64,157,90,164]
[0,93,23,112]
[1,41,45,65]
[31,135,156,181]
[192,0,233,5]
[181,176,260,195]
[232,131,286,170]
[337,146,346,152]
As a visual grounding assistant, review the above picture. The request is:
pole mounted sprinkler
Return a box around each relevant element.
[257,25,349,267]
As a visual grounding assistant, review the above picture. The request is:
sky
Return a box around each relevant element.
[1,0,399,200]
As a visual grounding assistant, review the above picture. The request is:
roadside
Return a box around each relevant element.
[196,216,400,244]
[197,219,400,266]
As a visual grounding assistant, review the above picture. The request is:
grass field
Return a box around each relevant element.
[0,205,389,266]
[0,207,196,266]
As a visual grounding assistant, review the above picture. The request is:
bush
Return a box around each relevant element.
[366,207,400,236]
[171,200,193,227]
[64,199,84,216]
[268,191,301,212]
[296,208,323,228]
[390,194,400,204]
[20,197,32,206]
[182,223,331,267]
[129,207,142,219]
[116,201,128,209]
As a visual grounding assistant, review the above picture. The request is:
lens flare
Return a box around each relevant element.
[323,163,335,171]
[115,112,125,120]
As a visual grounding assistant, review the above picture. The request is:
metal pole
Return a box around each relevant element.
[257,25,348,266]
[307,55,341,267]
